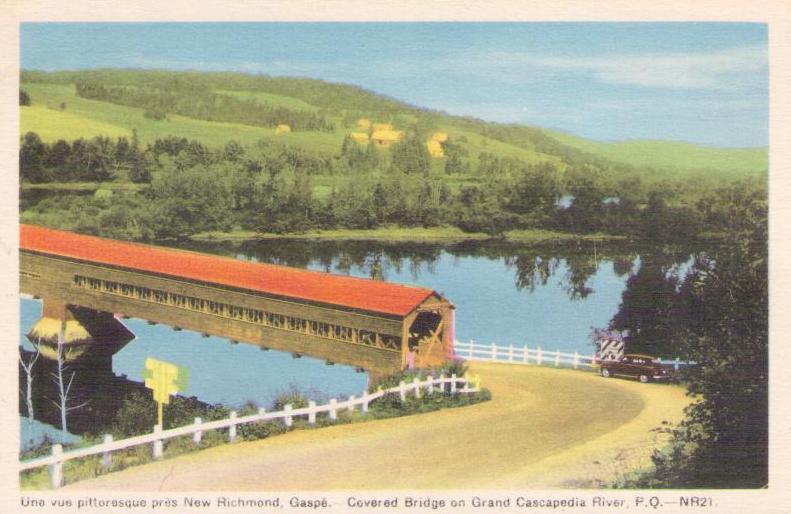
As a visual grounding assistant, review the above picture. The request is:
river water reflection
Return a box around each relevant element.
[20,238,699,444]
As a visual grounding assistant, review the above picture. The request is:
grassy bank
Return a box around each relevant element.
[21,181,144,192]
[22,368,490,490]
[191,226,627,244]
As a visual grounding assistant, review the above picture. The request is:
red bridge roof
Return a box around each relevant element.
[20,224,437,318]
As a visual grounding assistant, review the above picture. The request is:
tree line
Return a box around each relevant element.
[75,81,334,132]
[20,131,765,243]
[20,132,152,183]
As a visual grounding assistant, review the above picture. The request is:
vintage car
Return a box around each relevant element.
[599,353,669,383]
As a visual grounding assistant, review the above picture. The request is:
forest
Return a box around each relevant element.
[19,129,763,243]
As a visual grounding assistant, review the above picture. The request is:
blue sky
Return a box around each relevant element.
[21,23,768,147]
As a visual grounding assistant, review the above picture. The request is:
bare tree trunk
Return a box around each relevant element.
[56,322,68,437]
[50,321,88,442]
[19,339,41,421]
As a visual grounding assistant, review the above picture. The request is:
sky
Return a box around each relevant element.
[20,23,768,148]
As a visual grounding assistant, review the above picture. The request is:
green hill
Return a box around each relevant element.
[546,130,767,179]
[20,69,767,180]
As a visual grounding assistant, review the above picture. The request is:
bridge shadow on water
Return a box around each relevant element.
[19,299,370,444]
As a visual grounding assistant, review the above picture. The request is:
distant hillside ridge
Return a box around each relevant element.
[20,69,767,179]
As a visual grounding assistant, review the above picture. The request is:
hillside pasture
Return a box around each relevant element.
[547,130,767,177]
[21,105,131,141]
[215,89,321,112]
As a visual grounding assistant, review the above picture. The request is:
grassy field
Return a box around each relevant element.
[216,89,321,112]
[59,363,689,490]
[20,82,573,168]
[547,129,767,175]
[21,83,300,148]
[21,105,131,141]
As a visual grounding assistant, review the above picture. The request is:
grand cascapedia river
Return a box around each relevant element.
[19,238,698,447]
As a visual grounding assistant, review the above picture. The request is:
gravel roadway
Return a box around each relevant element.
[63,362,689,490]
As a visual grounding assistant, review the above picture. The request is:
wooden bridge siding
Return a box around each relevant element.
[21,253,404,335]
[21,252,403,374]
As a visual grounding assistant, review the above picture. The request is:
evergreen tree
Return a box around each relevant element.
[20,132,48,182]
[390,133,430,176]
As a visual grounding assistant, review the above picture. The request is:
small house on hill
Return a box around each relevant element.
[275,124,291,135]
[371,129,403,148]
[372,122,394,132]
[356,118,371,130]
[351,131,370,143]
[426,139,444,158]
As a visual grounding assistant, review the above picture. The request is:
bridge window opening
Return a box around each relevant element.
[382,335,400,351]
[408,311,443,352]
[359,330,375,346]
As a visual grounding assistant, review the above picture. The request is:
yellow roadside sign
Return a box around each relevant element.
[143,357,189,426]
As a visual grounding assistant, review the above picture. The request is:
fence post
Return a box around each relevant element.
[329,399,338,420]
[153,425,163,459]
[399,381,406,401]
[537,346,543,366]
[361,392,369,414]
[509,344,514,362]
[468,339,475,359]
[193,417,203,444]
[284,405,293,427]
[439,374,446,393]
[592,352,597,368]
[573,351,579,369]
[413,378,421,399]
[50,444,63,489]
[451,374,457,393]
[491,342,496,361]
[674,357,680,371]
[308,401,317,424]
[228,411,238,442]
[427,376,434,395]
[348,396,356,412]
[101,434,113,470]
[523,344,529,364]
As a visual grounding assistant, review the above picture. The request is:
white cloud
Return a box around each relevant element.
[466,45,767,90]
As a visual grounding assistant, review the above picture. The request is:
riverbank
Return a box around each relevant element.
[21,181,144,192]
[62,363,689,490]
[191,226,627,244]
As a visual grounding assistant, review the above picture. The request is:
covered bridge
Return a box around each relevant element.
[20,225,454,378]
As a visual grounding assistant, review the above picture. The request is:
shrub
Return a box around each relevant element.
[272,388,309,411]
[437,358,468,378]
[109,391,229,438]
[143,109,167,121]
[238,420,286,441]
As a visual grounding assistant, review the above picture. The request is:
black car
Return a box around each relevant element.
[599,354,669,383]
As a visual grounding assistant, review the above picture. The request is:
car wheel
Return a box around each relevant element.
[601,368,611,378]
[639,374,649,383]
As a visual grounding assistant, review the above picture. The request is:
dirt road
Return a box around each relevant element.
[65,362,689,490]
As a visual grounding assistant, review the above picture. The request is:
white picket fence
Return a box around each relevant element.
[454,340,690,371]
[20,374,477,488]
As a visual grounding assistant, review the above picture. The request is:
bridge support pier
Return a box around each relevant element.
[26,299,135,362]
